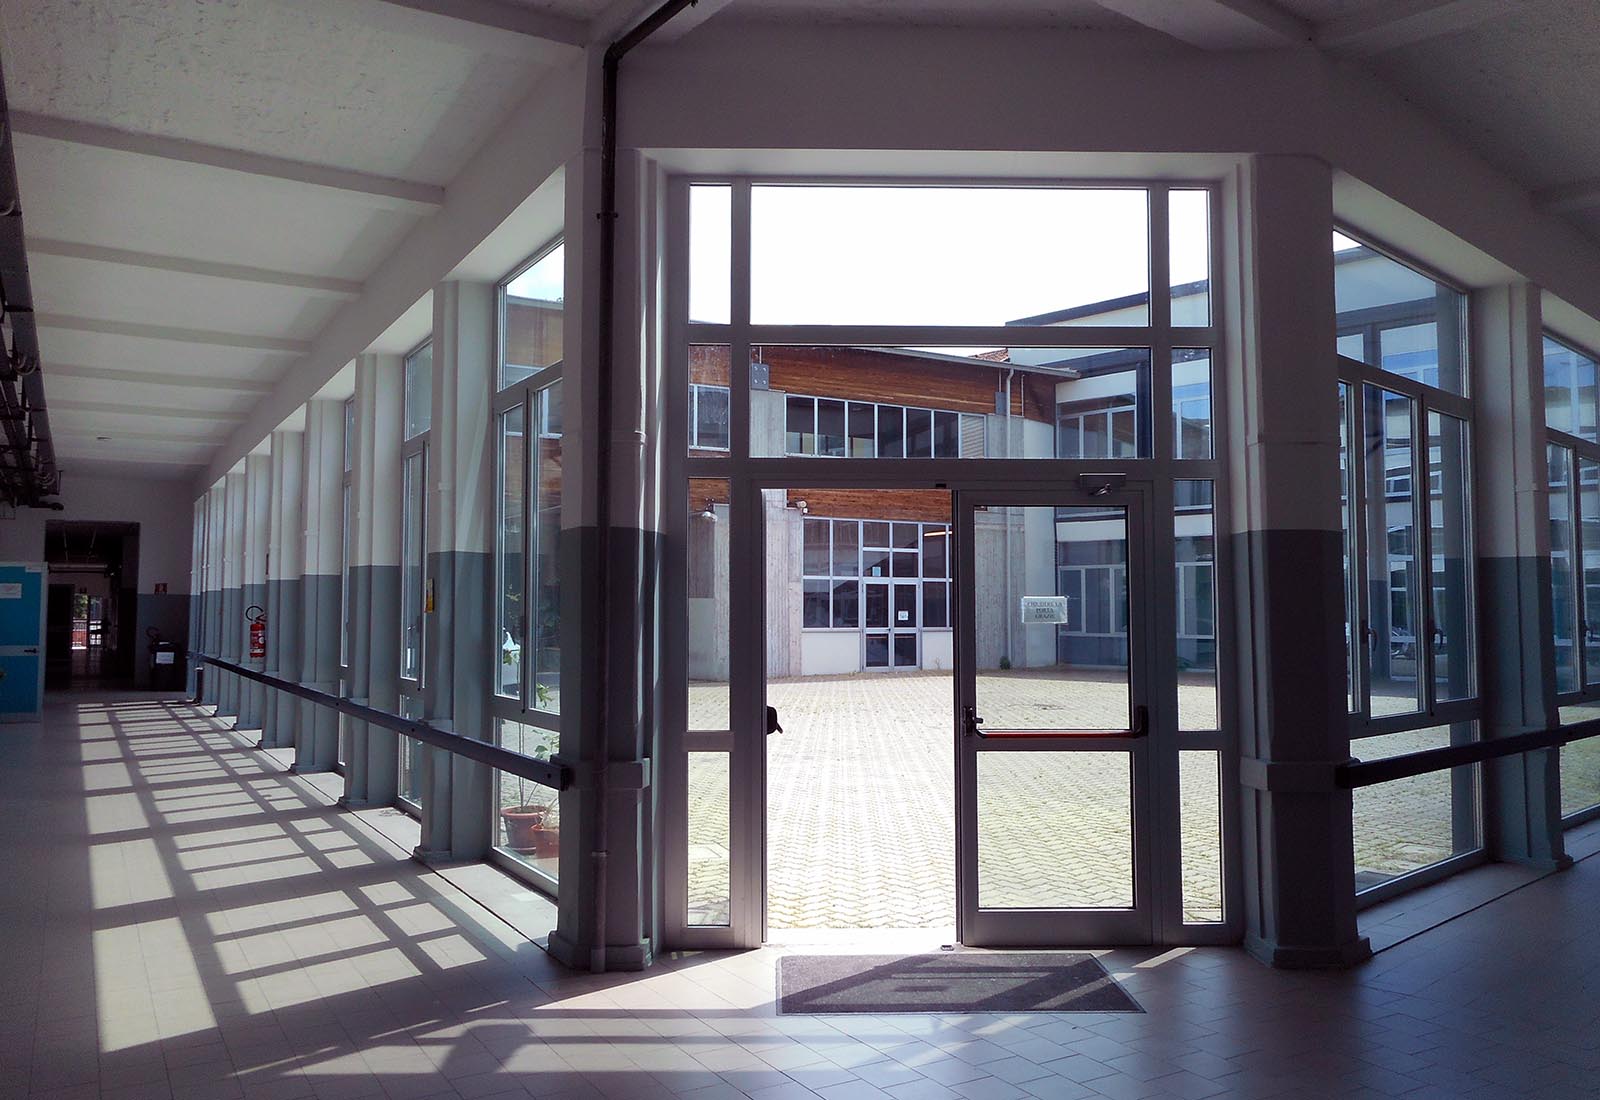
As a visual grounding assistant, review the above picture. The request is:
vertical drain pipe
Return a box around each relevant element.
[594,0,698,974]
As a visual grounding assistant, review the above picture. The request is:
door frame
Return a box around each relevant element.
[953,485,1157,946]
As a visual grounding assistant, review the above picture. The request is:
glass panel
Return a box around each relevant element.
[340,482,350,667]
[785,395,816,455]
[1544,335,1598,441]
[404,342,432,439]
[1172,348,1212,460]
[977,752,1133,909]
[1559,704,1600,816]
[688,479,729,731]
[1584,458,1600,690]
[690,184,731,325]
[1339,383,1358,714]
[1175,481,1217,731]
[923,580,948,629]
[832,580,859,628]
[893,582,918,629]
[532,384,563,713]
[1333,231,1466,395]
[921,526,947,578]
[833,522,859,577]
[980,505,1129,731]
[1551,445,1579,695]
[496,405,525,700]
[689,345,731,457]
[500,244,564,389]
[1053,349,1151,459]
[1169,189,1211,327]
[1364,385,1421,717]
[1351,723,1480,891]
[906,408,933,458]
[686,752,730,926]
[398,735,423,806]
[752,186,1150,327]
[494,720,560,882]
[400,451,425,681]
[342,398,355,471]
[803,580,830,628]
[847,401,875,456]
[864,584,889,629]
[803,518,830,576]
[817,399,846,457]
[1180,750,1223,923]
[1430,412,1474,702]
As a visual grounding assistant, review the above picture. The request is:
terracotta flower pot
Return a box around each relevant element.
[501,805,559,857]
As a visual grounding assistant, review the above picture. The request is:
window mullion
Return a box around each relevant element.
[523,387,536,713]
[1414,394,1436,716]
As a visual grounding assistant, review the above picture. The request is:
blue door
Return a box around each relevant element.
[0,564,46,719]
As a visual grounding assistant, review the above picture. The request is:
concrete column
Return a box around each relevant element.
[1228,155,1369,968]
[294,400,344,772]
[240,453,271,731]
[1474,283,1570,868]
[218,470,246,719]
[414,279,497,861]
[265,430,304,750]
[199,485,221,703]
[548,145,659,972]
[355,355,404,805]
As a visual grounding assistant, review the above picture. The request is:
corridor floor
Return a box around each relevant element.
[4,695,1600,1100]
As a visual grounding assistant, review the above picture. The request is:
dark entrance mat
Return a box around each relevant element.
[776,952,1143,1014]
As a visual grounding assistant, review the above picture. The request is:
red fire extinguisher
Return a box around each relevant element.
[247,605,267,660]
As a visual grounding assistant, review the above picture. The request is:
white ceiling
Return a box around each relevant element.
[2,0,1596,485]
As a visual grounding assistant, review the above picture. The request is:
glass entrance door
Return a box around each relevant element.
[955,489,1154,945]
[864,579,919,669]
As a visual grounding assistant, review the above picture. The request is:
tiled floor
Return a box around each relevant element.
[5,695,1600,1099]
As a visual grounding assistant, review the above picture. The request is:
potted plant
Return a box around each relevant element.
[500,721,559,858]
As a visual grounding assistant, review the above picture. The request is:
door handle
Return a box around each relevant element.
[963,705,985,738]
[766,705,783,736]
[1131,705,1149,738]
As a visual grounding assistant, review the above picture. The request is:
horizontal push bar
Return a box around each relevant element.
[1339,717,1600,789]
[195,654,568,791]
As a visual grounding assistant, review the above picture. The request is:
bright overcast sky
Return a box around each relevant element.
[690,184,1212,328]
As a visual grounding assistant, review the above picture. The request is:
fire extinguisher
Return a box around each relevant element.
[246,604,267,661]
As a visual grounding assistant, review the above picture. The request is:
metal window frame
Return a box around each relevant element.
[661,175,1238,950]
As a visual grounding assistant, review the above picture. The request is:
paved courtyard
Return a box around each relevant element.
[688,670,1508,931]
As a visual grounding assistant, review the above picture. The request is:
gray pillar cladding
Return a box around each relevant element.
[240,452,271,732]
[351,353,404,807]
[1473,283,1570,868]
[1227,155,1369,968]
[218,469,247,719]
[294,399,344,773]
[266,429,304,751]
[416,280,496,862]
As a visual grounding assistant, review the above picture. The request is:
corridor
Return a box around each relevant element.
[2,696,1598,1099]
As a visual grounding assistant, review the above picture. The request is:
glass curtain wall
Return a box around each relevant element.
[337,397,354,769]
[397,341,431,812]
[1335,230,1481,897]
[1543,333,1600,819]
[490,240,564,891]
[676,181,1228,942]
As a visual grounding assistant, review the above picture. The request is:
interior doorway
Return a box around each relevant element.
[45,521,140,689]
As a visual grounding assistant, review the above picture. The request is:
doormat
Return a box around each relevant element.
[776,952,1142,1014]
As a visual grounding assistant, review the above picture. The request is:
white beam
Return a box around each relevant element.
[53,427,220,444]
[45,363,275,394]
[50,399,247,423]
[37,314,311,355]
[11,113,445,211]
[1533,179,1600,216]
[1089,0,1310,48]
[28,239,363,298]
[1316,0,1519,56]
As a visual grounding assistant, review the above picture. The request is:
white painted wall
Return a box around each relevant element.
[800,631,858,676]
[0,474,193,594]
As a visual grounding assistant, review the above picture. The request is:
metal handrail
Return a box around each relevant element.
[1339,717,1600,789]
[195,654,567,790]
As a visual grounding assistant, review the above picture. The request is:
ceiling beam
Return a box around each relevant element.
[50,399,246,423]
[1316,0,1519,56]
[36,314,311,355]
[52,427,219,445]
[28,239,363,298]
[45,363,275,394]
[1534,180,1600,216]
[1088,0,1310,49]
[11,112,445,212]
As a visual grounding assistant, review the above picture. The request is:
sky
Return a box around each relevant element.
[689,184,1212,328]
